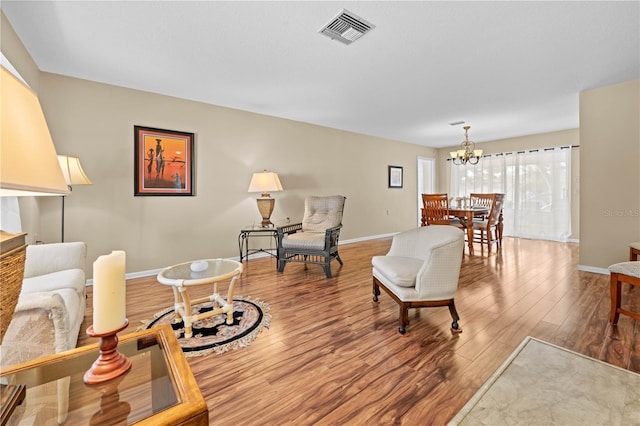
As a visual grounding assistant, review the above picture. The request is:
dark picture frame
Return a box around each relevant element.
[134,126,195,196]
[388,165,403,188]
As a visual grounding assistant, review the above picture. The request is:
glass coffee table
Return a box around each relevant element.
[157,259,243,338]
[0,324,208,425]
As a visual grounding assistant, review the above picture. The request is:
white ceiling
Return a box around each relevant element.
[2,1,639,148]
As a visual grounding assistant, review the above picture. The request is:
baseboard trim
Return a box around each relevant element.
[86,233,397,285]
[577,264,610,275]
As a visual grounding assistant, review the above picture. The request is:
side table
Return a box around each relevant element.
[0,324,208,425]
[238,225,279,263]
[157,259,243,339]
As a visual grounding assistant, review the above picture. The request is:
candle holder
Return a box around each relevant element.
[83,319,132,385]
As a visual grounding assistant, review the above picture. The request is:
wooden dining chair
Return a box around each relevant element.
[471,193,505,253]
[470,193,494,220]
[421,193,451,226]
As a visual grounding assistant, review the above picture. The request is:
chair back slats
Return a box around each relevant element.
[489,194,505,225]
[421,193,450,226]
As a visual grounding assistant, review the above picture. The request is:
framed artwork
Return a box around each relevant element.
[134,126,195,196]
[388,165,403,188]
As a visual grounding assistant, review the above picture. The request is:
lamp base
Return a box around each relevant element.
[256,196,275,228]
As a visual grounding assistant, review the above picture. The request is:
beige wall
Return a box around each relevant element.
[579,79,640,270]
[436,129,580,240]
[34,73,436,276]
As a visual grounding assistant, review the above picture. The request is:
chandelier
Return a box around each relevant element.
[450,125,483,165]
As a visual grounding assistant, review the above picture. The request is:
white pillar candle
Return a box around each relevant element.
[92,250,126,333]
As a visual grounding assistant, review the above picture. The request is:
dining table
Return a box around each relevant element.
[449,206,490,255]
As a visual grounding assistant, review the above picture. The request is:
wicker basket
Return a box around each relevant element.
[0,234,27,344]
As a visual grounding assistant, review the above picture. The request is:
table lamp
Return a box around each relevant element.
[58,155,93,242]
[247,170,283,227]
[0,65,69,343]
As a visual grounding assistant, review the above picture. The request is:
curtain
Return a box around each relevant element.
[451,147,571,242]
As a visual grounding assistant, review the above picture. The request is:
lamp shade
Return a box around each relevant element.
[58,155,93,186]
[247,170,283,194]
[1,66,69,196]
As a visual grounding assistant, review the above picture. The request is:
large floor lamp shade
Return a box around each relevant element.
[248,170,283,227]
[0,65,69,343]
[58,155,92,242]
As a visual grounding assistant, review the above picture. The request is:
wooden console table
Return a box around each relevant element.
[0,324,208,425]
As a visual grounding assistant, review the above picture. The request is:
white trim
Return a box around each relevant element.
[86,232,398,284]
[577,264,610,275]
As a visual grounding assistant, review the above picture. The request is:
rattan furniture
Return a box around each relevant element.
[277,195,346,278]
[157,259,243,338]
[0,231,26,344]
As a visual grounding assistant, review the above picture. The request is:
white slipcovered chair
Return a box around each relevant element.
[277,195,346,278]
[372,225,465,334]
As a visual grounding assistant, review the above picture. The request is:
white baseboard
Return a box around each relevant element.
[86,232,397,285]
[577,264,610,275]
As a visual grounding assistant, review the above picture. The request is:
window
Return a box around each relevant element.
[450,147,571,242]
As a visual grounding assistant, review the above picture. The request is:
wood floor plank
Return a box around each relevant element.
[75,235,639,425]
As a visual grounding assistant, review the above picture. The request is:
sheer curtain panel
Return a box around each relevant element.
[450,147,571,242]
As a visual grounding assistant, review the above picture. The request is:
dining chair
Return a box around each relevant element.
[471,193,504,253]
[470,193,493,220]
[630,242,640,261]
[421,193,451,226]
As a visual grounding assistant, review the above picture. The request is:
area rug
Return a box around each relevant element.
[137,297,270,357]
[448,336,640,425]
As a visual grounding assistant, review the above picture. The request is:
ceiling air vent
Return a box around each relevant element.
[319,9,375,45]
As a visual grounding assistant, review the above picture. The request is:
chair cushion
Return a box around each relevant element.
[472,219,489,229]
[371,256,423,288]
[630,242,640,250]
[282,232,325,250]
[302,195,345,233]
[609,261,640,278]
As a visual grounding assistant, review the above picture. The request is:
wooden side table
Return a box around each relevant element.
[0,324,208,425]
[238,225,279,263]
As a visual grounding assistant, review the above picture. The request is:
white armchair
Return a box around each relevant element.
[372,225,464,334]
[1,242,87,424]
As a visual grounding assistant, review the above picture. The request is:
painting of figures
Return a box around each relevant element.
[134,126,195,196]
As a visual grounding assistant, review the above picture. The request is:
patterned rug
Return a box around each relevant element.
[137,297,270,357]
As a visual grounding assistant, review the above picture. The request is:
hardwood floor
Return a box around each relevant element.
[78,236,639,425]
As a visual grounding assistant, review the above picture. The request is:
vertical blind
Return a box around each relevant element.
[450,147,572,242]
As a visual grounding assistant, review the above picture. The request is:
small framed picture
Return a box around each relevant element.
[388,165,403,188]
[134,126,195,196]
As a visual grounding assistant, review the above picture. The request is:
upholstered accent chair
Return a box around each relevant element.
[372,225,465,334]
[277,195,346,278]
[471,193,505,253]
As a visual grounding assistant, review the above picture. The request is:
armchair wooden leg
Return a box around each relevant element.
[448,300,462,334]
[372,279,380,302]
[399,303,409,334]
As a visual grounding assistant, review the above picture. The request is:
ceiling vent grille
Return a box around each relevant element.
[319,9,375,45]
